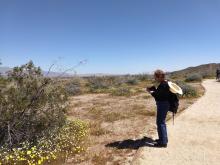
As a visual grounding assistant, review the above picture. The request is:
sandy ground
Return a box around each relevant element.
[132,79,220,165]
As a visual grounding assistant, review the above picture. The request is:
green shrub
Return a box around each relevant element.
[201,71,213,78]
[86,77,109,93]
[110,76,128,86]
[0,119,88,165]
[115,76,139,85]
[0,77,7,89]
[185,74,202,82]
[175,81,198,98]
[125,78,139,85]
[105,76,121,86]
[65,78,82,95]
[0,61,68,147]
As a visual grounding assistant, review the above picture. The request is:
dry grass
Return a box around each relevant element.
[89,121,110,136]
[103,112,126,122]
[67,92,156,164]
[91,154,110,165]
[88,107,103,119]
[142,95,151,99]
[136,109,156,116]
[130,104,156,116]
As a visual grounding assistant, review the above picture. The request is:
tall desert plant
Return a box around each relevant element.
[0,61,68,147]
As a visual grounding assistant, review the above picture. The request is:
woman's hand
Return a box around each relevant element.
[146,86,156,93]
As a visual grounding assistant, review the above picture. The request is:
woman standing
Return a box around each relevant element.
[147,70,170,148]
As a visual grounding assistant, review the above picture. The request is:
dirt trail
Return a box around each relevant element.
[132,79,220,165]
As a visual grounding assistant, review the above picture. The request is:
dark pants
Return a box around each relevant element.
[156,101,169,145]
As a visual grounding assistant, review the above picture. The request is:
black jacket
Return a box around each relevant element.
[151,81,170,101]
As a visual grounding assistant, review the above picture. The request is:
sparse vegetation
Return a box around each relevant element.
[176,81,198,98]
[135,73,151,81]
[84,75,144,94]
[65,78,83,95]
[185,73,202,82]
[88,107,103,119]
[125,77,139,85]
[91,154,109,165]
[89,121,110,136]
[110,86,133,96]
[103,112,126,122]
[86,76,111,93]
[0,60,206,164]
[201,71,213,78]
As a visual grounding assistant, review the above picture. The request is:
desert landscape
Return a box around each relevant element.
[1,1,220,164]
[1,62,218,165]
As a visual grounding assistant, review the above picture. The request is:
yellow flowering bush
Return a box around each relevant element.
[0,119,88,165]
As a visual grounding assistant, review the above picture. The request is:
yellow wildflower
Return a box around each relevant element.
[38,160,42,165]
[27,150,31,155]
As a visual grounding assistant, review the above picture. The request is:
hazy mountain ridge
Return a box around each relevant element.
[0,67,116,77]
[1,63,220,77]
[169,63,220,78]
[0,67,71,77]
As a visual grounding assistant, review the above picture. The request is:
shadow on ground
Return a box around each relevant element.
[105,136,155,150]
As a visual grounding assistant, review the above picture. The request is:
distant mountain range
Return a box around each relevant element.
[169,63,220,78]
[0,67,117,77]
[0,67,11,75]
[0,66,72,77]
[1,63,220,77]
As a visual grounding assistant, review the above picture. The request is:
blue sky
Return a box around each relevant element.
[0,0,220,74]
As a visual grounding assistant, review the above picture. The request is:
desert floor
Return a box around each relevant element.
[66,82,204,164]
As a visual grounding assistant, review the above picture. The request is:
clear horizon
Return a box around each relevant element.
[1,62,220,75]
[1,0,220,74]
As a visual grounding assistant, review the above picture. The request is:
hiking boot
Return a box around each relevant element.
[153,142,167,148]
